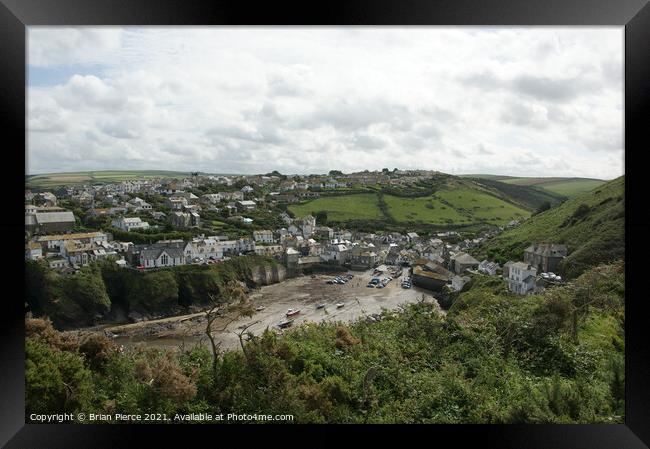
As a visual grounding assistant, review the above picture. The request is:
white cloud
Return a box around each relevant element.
[28,27,122,67]
[27,27,624,179]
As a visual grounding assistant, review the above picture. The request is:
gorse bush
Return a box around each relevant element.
[26,261,624,424]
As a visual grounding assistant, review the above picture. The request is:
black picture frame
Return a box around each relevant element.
[2,0,649,447]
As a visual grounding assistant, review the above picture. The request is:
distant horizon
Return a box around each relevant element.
[25,168,615,182]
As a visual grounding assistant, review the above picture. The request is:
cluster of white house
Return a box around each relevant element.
[26,176,568,297]
[502,243,568,295]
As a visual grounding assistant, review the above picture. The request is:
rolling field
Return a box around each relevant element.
[290,185,530,226]
[461,174,607,198]
[496,177,605,197]
[26,170,190,188]
[384,194,466,224]
[434,188,530,224]
[529,179,606,197]
[288,193,383,221]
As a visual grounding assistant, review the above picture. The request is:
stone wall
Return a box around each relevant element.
[250,263,288,285]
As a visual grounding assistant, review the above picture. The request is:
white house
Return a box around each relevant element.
[235,200,257,211]
[187,236,223,261]
[253,230,274,244]
[321,243,349,264]
[128,197,152,211]
[25,242,42,260]
[112,217,150,232]
[139,243,187,268]
[507,262,537,295]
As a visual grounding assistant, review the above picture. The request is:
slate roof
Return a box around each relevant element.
[140,245,184,260]
[35,211,75,224]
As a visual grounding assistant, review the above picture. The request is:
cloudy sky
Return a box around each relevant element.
[27,27,623,179]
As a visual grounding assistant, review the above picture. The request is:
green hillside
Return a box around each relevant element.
[289,177,531,228]
[478,176,624,278]
[462,175,606,198]
[529,179,606,197]
[383,194,467,224]
[289,193,383,221]
[470,178,567,210]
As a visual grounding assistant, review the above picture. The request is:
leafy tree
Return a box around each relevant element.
[62,265,111,317]
[315,211,328,225]
[25,260,49,314]
[25,339,94,416]
[126,270,179,313]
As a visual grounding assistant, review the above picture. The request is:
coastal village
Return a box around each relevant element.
[26,170,567,302]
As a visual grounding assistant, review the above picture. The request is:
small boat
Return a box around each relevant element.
[255,306,266,311]
[278,319,294,329]
[316,303,326,309]
[286,308,301,317]
[336,302,345,308]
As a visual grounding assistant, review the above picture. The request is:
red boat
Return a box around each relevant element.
[286,308,301,317]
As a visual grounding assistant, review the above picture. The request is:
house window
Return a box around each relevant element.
[161,254,169,265]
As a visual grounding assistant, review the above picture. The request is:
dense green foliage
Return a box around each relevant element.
[478,176,624,278]
[25,262,112,328]
[26,256,279,329]
[26,262,624,423]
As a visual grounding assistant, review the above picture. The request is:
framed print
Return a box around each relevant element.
[2,0,649,447]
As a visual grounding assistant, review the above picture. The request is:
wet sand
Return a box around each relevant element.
[109,267,441,351]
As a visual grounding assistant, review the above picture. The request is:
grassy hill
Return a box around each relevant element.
[501,177,606,197]
[469,178,567,210]
[461,175,606,198]
[289,193,383,221]
[477,176,624,278]
[26,170,191,188]
[289,176,531,228]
